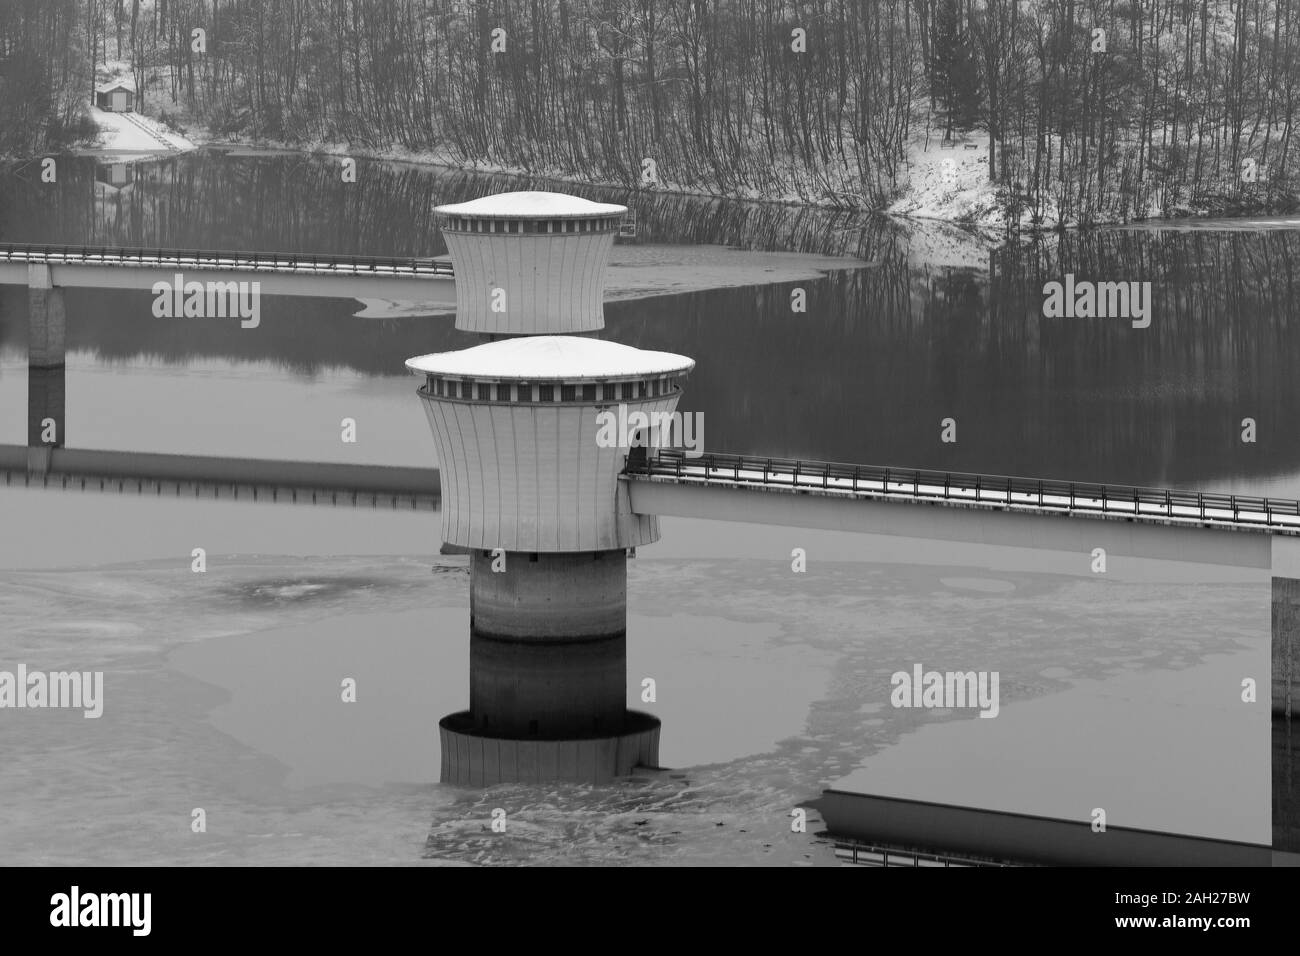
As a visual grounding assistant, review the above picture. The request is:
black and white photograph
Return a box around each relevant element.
[0,0,1296,921]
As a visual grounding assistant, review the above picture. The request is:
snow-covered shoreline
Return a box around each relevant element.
[80,106,196,157]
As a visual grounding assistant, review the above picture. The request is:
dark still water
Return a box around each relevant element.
[2,150,1298,495]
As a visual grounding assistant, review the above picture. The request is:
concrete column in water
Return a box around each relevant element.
[469,549,627,738]
[437,546,660,786]
[27,264,66,464]
[1272,537,1300,719]
[27,264,66,369]
[28,367,65,450]
[1273,537,1300,853]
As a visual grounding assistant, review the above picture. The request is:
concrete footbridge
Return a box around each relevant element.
[622,449,1300,720]
[622,449,1300,536]
[13,443,1300,538]
[13,440,1298,718]
[0,242,458,301]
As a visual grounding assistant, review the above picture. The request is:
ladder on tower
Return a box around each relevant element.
[617,210,638,241]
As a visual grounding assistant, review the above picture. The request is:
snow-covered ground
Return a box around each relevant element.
[85,106,195,158]
[82,55,195,157]
[889,131,1008,230]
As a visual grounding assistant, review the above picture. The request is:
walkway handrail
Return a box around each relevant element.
[0,242,455,277]
[622,449,1300,531]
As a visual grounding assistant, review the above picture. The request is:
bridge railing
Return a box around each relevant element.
[0,242,455,276]
[623,449,1300,530]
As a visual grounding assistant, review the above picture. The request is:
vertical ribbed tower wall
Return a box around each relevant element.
[407,193,694,785]
[441,223,616,335]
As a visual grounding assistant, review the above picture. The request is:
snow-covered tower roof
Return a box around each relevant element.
[435,191,627,335]
[407,337,694,552]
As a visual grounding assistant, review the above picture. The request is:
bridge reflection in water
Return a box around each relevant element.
[6,241,456,510]
[0,446,439,511]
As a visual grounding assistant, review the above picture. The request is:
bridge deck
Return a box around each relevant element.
[0,242,455,278]
[8,440,1298,534]
[624,450,1300,535]
[0,243,457,300]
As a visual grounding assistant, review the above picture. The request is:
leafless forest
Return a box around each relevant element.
[2,0,1299,220]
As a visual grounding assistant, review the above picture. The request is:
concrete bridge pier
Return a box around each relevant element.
[27,264,66,369]
[1272,537,1300,718]
[27,264,66,470]
[1273,537,1300,853]
[28,367,65,448]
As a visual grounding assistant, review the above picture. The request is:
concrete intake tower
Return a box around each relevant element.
[406,192,695,785]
